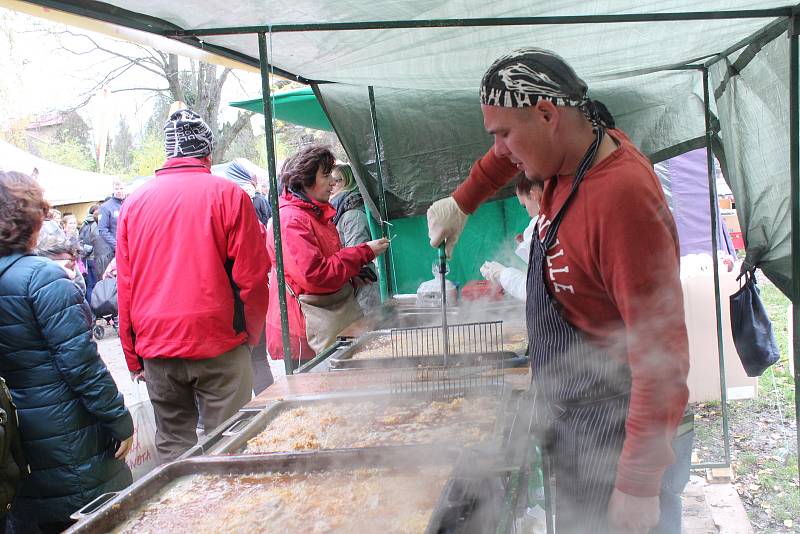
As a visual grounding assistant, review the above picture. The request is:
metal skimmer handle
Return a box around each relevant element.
[439,243,449,365]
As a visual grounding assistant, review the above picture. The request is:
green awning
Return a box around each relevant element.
[230,87,332,131]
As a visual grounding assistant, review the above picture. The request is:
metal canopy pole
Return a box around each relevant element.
[701,66,732,468]
[365,205,389,302]
[368,85,393,298]
[258,32,294,375]
[789,14,800,482]
[173,8,793,36]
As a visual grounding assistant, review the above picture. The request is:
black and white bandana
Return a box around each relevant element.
[480,48,587,108]
[480,48,615,130]
[164,109,214,159]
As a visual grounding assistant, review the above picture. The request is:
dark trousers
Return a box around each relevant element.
[250,332,274,395]
[654,429,694,534]
[5,511,71,534]
[546,396,628,534]
[84,259,97,304]
[546,400,691,534]
[143,345,253,462]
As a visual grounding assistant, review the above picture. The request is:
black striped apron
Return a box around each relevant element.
[527,130,633,533]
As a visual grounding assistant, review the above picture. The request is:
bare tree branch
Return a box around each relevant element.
[229,70,250,94]
[111,87,170,93]
[38,26,255,164]
[50,29,168,80]
[164,53,185,103]
[214,111,253,163]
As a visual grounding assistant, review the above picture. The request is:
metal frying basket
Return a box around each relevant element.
[387,320,506,399]
[389,320,504,357]
[389,364,504,400]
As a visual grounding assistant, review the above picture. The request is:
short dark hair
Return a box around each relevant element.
[0,171,50,256]
[514,173,545,196]
[36,232,78,258]
[280,145,335,194]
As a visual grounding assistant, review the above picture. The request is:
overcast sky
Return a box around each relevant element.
[0,7,263,141]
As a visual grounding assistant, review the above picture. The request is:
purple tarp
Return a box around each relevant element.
[656,148,736,257]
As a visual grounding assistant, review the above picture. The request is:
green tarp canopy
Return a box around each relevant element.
[228,88,530,294]
[9,1,798,297]
[230,88,333,131]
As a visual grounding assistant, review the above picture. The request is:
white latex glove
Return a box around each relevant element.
[427,196,468,258]
[480,261,506,285]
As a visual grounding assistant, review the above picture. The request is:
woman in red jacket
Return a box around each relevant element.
[266,146,389,362]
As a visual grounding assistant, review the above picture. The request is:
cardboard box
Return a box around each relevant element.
[682,267,758,403]
[722,211,741,234]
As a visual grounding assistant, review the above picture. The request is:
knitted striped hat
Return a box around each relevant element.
[164,109,214,159]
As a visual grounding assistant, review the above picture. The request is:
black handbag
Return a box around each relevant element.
[729,269,780,377]
[90,277,118,317]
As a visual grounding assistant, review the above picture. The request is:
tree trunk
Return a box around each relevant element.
[165,53,185,104]
[215,112,253,163]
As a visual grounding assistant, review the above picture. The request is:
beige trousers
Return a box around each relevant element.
[143,344,253,462]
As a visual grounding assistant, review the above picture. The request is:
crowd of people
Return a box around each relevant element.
[0,172,133,534]
[0,47,691,534]
[0,106,388,533]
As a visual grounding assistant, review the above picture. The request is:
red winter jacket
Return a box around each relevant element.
[266,192,374,361]
[117,158,269,372]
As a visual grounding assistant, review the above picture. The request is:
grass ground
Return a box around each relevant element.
[693,276,798,533]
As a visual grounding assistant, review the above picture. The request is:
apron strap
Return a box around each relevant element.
[541,128,605,250]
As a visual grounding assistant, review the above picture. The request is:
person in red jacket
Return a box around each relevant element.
[428,49,690,533]
[265,145,388,363]
[116,109,269,462]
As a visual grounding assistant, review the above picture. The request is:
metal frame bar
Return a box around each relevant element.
[295,340,348,373]
[789,13,800,474]
[367,86,394,298]
[363,204,390,302]
[173,9,793,36]
[700,65,732,467]
[704,17,789,70]
[258,32,294,375]
[310,82,390,300]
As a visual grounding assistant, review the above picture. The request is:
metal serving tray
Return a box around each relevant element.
[66,446,492,534]
[329,331,527,370]
[204,388,512,456]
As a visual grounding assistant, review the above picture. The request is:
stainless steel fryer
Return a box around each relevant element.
[201,388,511,456]
[66,446,499,534]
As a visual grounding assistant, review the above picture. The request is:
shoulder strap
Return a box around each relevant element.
[541,128,605,250]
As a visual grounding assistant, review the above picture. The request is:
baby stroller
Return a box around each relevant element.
[89,277,118,340]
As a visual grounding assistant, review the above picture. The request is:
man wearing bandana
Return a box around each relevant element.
[428,49,690,533]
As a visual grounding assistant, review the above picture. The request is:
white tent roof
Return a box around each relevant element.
[198,1,785,90]
[1,1,790,88]
[0,140,114,205]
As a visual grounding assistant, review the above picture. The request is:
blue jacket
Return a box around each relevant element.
[0,253,133,523]
[98,197,124,251]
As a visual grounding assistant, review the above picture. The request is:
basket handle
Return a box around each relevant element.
[222,417,254,436]
[69,492,119,521]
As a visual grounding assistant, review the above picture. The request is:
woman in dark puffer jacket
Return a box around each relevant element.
[0,171,133,534]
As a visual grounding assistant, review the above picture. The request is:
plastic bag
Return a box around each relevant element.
[729,269,780,377]
[125,382,159,480]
